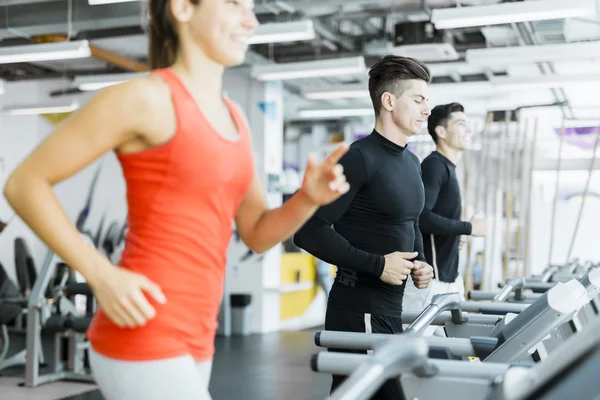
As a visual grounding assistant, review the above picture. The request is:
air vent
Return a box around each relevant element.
[392,21,458,62]
[391,43,459,62]
[532,19,567,44]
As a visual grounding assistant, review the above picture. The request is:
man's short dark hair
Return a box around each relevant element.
[427,102,465,144]
[368,55,431,117]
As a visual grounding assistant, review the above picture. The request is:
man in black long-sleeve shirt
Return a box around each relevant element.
[403,103,487,313]
[294,55,434,399]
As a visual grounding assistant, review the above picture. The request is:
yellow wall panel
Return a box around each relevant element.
[280,253,318,320]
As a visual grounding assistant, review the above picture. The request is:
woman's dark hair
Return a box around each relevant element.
[368,55,431,117]
[427,102,465,143]
[148,0,200,69]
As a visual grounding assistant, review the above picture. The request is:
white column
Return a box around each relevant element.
[224,70,284,334]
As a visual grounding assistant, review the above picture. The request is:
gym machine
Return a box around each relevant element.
[468,268,600,340]
[507,260,595,289]
[315,316,600,400]
[528,267,600,361]
[400,292,506,338]
[22,234,96,387]
[402,309,503,338]
[314,279,589,364]
[0,262,31,372]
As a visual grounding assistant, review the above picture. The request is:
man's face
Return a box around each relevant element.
[438,111,472,150]
[389,79,431,136]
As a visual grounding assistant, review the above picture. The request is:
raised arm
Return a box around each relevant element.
[4,75,173,329]
[419,159,471,236]
[293,149,385,277]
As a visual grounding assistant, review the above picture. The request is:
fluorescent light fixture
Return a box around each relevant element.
[491,73,600,90]
[466,41,600,66]
[248,20,315,45]
[5,101,79,115]
[428,61,506,77]
[88,0,138,4]
[431,0,596,30]
[297,107,373,119]
[73,72,147,91]
[303,84,368,100]
[303,81,495,101]
[0,40,91,64]
[252,56,366,81]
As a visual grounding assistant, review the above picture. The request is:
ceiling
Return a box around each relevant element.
[0,0,599,126]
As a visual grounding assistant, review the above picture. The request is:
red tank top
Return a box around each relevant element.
[86,68,254,361]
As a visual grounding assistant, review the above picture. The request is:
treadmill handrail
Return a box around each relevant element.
[313,351,510,380]
[404,292,464,335]
[493,277,526,302]
[328,336,428,400]
[401,311,501,326]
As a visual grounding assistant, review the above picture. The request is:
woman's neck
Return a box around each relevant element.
[171,46,225,100]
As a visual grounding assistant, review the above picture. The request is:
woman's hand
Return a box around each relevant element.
[300,143,350,206]
[88,263,167,328]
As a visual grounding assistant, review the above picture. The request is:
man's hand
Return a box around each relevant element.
[459,235,467,250]
[411,261,434,289]
[470,213,487,237]
[380,252,416,285]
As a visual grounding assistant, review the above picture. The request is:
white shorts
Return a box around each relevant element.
[402,275,465,336]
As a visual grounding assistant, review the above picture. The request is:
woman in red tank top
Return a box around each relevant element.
[4,1,350,398]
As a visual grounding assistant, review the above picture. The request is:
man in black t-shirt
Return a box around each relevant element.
[293,55,434,399]
[403,103,487,314]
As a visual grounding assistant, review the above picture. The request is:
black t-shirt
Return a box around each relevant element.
[419,151,472,283]
[293,130,425,316]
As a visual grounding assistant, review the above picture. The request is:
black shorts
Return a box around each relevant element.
[324,307,405,400]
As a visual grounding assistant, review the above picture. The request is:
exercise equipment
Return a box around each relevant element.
[314,279,589,364]
[403,292,466,336]
[22,235,96,387]
[0,262,29,372]
[318,316,600,400]
[21,169,101,387]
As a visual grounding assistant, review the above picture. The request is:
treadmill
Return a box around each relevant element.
[322,315,600,400]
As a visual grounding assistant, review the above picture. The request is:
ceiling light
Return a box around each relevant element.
[0,40,91,64]
[466,41,600,66]
[303,84,368,100]
[5,101,79,116]
[252,56,366,81]
[302,81,495,101]
[73,72,147,91]
[297,107,373,119]
[491,73,600,90]
[431,0,596,30]
[248,20,315,45]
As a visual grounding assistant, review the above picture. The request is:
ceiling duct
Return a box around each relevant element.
[391,21,459,62]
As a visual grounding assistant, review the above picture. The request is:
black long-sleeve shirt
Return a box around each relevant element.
[419,151,472,283]
[294,130,425,316]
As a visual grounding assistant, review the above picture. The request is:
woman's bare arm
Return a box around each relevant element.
[4,75,171,297]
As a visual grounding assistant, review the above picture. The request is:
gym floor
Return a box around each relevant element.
[0,329,330,400]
